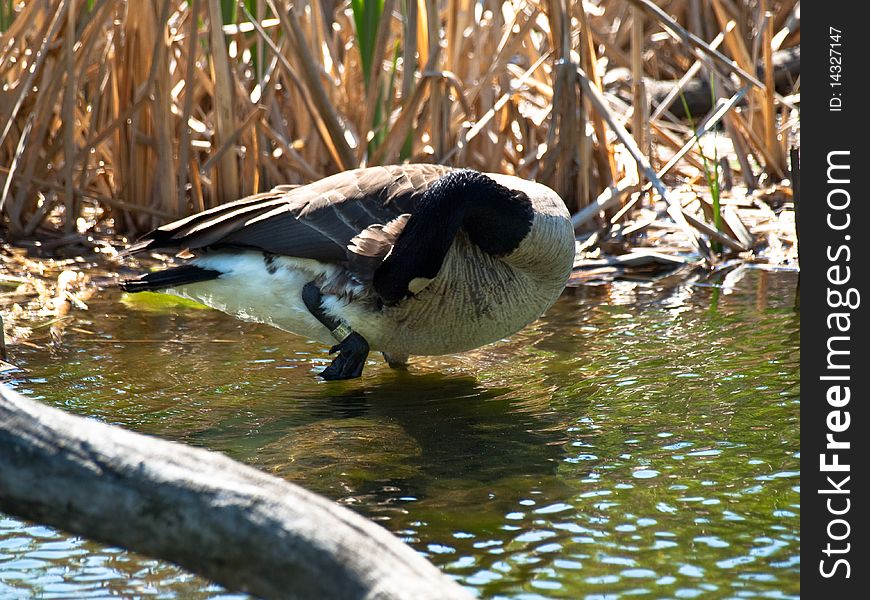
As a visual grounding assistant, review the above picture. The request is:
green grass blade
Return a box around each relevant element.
[220,0,237,25]
[0,1,12,31]
[679,88,722,254]
[351,0,385,89]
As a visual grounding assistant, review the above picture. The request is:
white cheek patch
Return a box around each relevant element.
[408,277,433,294]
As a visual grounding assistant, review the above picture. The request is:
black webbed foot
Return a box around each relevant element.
[320,332,370,380]
[303,280,369,380]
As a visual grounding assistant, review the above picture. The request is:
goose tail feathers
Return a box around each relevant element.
[119,265,221,293]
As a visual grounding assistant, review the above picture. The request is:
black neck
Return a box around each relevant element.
[373,170,533,305]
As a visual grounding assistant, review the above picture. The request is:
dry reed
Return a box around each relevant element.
[0,0,799,253]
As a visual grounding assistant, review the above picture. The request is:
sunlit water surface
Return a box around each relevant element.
[1,267,799,599]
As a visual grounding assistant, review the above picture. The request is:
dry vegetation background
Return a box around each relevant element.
[0,0,799,254]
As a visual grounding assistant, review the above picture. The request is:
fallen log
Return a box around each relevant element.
[0,383,471,600]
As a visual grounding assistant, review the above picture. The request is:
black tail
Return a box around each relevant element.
[119,265,221,293]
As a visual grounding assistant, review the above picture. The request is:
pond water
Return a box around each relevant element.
[1,266,800,599]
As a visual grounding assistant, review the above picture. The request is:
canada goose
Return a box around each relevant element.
[120,165,575,380]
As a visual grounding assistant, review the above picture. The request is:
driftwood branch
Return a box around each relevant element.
[0,384,471,600]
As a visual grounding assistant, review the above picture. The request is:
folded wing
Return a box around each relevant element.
[125,164,452,265]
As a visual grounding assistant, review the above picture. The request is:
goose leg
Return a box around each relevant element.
[382,352,409,370]
[301,282,369,380]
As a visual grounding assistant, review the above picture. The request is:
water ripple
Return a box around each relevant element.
[2,270,800,599]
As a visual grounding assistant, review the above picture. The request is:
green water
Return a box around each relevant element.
[1,267,800,599]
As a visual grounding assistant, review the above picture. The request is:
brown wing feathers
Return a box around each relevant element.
[125,164,453,267]
[122,192,288,255]
[346,214,412,282]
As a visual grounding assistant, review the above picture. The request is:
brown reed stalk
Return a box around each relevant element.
[0,0,799,239]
